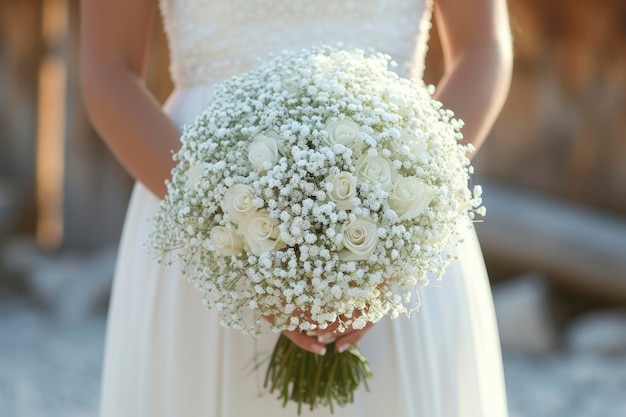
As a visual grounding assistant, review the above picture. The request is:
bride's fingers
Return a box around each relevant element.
[269,311,367,352]
[306,313,366,343]
[334,322,374,353]
[307,324,364,344]
[306,322,340,340]
[267,313,327,354]
[282,330,327,355]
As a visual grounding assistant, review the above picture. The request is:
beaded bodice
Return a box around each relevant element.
[158,0,432,89]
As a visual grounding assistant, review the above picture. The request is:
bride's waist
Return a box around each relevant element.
[163,83,219,128]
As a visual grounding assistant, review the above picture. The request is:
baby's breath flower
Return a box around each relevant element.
[150,45,482,335]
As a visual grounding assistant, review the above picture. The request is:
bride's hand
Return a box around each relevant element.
[263,314,328,355]
[263,311,374,355]
[306,312,374,353]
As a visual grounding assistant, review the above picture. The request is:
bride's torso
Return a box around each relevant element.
[158,0,432,89]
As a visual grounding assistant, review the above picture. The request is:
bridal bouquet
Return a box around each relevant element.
[151,45,483,413]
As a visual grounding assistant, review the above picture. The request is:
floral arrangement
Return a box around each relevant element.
[151,44,483,413]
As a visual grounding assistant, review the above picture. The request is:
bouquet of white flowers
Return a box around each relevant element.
[151,44,483,413]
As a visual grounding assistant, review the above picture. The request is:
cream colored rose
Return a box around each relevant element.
[323,117,363,150]
[325,171,358,211]
[338,216,378,261]
[210,226,244,256]
[184,164,203,189]
[261,130,288,155]
[248,132,280,172]
[238,210,286,256]
[221,184,256,224]
[355,153,397,191]
[388,176,435,220]
[390,132,428,159]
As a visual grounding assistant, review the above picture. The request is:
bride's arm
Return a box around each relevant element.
[79,0,180,198]
[433,0,513,153]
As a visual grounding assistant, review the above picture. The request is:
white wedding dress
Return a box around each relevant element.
[99,1,509,416]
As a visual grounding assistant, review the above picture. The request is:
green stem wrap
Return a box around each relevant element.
[264,334,373,414]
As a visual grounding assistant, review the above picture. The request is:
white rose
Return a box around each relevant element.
[221,184,256,224]
[388,176,435,220]
[325,172,358,211]
[248,131,280,173]
[210,226,244,256]
[184,164,203,189]
[323,117,363,151]
[338,216,378,261]
[261,130,289,155]
[355,153,397,191]
[238,210,286,256]
[390,132,428,159]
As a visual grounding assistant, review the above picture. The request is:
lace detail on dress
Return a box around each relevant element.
[159,0,432,88]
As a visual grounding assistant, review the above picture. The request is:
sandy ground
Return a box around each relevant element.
[2,298,626,417]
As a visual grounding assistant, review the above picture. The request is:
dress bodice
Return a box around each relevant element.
[158,0,433,89]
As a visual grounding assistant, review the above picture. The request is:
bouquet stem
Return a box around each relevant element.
[264,334,372,414]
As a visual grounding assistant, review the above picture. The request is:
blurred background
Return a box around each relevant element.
[1,0,625,416]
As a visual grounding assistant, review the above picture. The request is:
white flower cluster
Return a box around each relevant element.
[151,45,483,335]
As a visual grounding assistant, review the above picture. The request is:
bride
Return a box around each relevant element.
[80,0,512,416]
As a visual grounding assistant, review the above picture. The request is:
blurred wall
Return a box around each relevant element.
[0,0,171,249]
[425,0,626,215]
